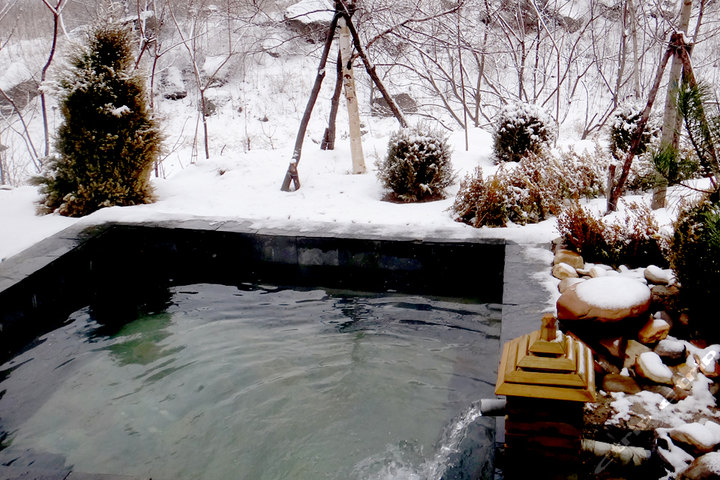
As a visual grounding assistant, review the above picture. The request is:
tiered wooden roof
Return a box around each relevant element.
[496,314,596,402]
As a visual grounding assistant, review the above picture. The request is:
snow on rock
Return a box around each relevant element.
[636,351,674,385]
[609,363,719,431]
[657,429,696,476]
[556,276,652,322]
[285,0,333,24]
[558,277,584,294]
[656,337,688,364]
[669,420,720,454]
[645,265,676,285]
[552,262,578,280]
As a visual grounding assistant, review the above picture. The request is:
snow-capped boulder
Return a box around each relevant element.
[655,338,687,365]
[638,316,670,344]
[680,451,720,479]
[670,421,720,455]
[635,351,673,385]
[556,276,652,322]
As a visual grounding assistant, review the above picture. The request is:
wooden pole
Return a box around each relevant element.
[281,12,340,192]
[338,15,366,174]
[607,44,673,213]
[321,49,344,151]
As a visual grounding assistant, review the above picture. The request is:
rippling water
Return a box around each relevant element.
[0,283,500,479]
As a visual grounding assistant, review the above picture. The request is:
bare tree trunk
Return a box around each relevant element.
[170,2,236,161]
[457,4,468,151]
[652,0,693,210]
[338,15,366,174]
[321,50,343,151]
[0,133,6,185]
[0,87,41,172]
[281,13,340,191]
[40,0,66,159]
[628,0,641,99]
[614,0,629,107]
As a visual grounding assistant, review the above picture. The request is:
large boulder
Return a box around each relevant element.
[556,276,652,322]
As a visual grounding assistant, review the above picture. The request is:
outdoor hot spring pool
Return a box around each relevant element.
[0,282,500,480]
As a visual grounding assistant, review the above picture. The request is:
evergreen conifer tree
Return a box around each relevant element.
[35,22,161,217]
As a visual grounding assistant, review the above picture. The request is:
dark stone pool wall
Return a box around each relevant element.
[0,221,507,364]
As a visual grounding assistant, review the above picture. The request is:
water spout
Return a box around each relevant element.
[477,398,506,417]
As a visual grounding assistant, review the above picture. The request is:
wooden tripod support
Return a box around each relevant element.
[280,0,407,192]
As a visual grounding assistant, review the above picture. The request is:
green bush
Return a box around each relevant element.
[34,22,161,217]
[492,102,557,163]
[670,195,720,324]
[377,126,454,202]
[557,200,669,268]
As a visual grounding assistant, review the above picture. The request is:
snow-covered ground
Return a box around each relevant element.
[0,124,570,263]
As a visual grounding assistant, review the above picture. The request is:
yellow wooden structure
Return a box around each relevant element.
[496,314,596,402]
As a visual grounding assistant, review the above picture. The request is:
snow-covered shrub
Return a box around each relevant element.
[452,149,606,228]
[554,144,608,199]
[670,195,720,326]
[492,102,557,163]
[34,22,161,217]
[377,126,454,202]
[558,201,669,267]
[608,103,668,192]
[608,102,659,161]
[453,155,562,227]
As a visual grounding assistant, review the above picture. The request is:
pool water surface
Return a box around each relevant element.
[0,283,500,479]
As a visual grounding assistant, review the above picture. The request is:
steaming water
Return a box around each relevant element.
[0,283,499,479]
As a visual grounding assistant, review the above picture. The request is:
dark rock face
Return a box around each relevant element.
[371,93,418,117]
[0,79,40,115]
